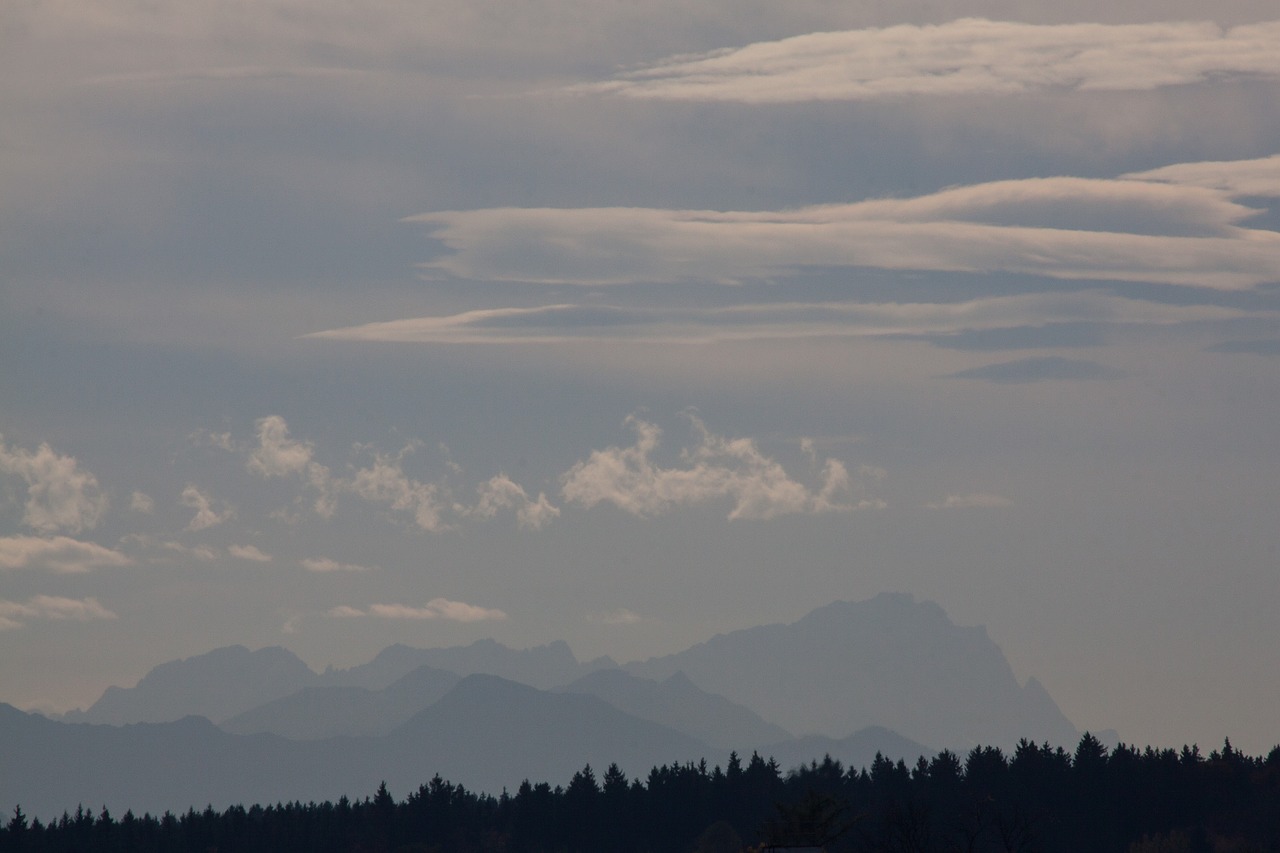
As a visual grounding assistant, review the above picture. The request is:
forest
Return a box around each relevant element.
[2,734,1278,852]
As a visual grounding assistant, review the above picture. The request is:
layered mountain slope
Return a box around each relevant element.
[220,664,461,739]
[555,669,791,751]
[2,675,718,820]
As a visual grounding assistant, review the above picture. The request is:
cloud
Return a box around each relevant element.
[589,608,643,625]
[248,416,314,477]
[946,356,1125,383]
[0,435,108,534]
[401,164,1280,291]
[926,493,1014,509]
[347,448,449,531]
[337,598,508,622]
[190,430,236,452]
[181,485,234,531]
[577,19,1280,103]
[130,491,155,513]
[561,415,879,520]
[1125,153,1280,198]
[228,544,272,562]
[247,416,335,517]
[301,556,374,573]
[308,293,1254,346]
[1207,339,1280,355]
[0,536,131,573]
[161,541,218,561]
[0,595,117,628]
[467,474,560,530]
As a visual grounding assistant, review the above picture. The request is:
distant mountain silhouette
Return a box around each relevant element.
[624,593,1079,750]
[555,669,791,751]
[762,725,934,775]
[220,664,461,739]
[66,645,316,725]
[68,639,617,728]
[326,638,616,690]
[1,675,718,820]
[379,674,716,795]
[0,703,373,821]
[52,594,1080,763]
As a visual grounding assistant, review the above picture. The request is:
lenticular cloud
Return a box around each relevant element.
[579,19,1280,103]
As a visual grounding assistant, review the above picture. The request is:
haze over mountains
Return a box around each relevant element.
[3,594,1087,819]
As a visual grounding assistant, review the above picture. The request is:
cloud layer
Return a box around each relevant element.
[0,536,131,574]
[329,598,508,622]
[398,157,1280,291]
[579,19,1280,103]
[0,596,118,630]
[308,293,1253,346]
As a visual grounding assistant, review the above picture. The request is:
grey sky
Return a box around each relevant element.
[2,1,1279,754]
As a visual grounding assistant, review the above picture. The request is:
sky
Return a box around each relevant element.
[2,1,1279,755]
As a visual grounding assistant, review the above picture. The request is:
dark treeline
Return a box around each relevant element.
[3,734,1279,852]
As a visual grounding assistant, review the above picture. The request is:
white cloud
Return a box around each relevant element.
[0,435,108,534]
[467,474,561,530]
[248,416,314,477]
[401,164,1280,292]
[0,595,117,628]
[578,19,1280,103]
[326,605,365,618]
[181,485,234,531]
[301,556,374,573]
[344,598,508,622]
[246,416,336,517]
[926,493,1014,509]
[308,293,1254,346]
[0,535,131,573]
[130,491,155,513]
[347,449,449,531]
[228,544,272,562]
[561,415,878,520]
[1125,153,1280,198]
[590,608,643,625]
[161,540,218,561]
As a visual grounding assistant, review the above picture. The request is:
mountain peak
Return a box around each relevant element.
[626,593,1077,750]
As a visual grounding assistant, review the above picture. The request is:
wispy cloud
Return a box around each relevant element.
[399,161,1280,291]
[946,356,1125,384]
[0,595,117,629]
[181,485,235,531]
[307,293,1253,346]
[926,493,1014,509]
[466,475,560,530]
[0,536,131,573]
[247,416,336,517]
[228,544,272,562]
[333,598,508,622]
[577,19,1280,103]
[347,447,450,532]
[562,415,881,520]
[0,435,108,534]
[129,491,155,514]
[589,608,643,625]
[1124,153,1280,198]
[161,541,217,561]
[301,556,373,573]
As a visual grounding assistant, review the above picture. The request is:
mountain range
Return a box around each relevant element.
[4,593,1089,820]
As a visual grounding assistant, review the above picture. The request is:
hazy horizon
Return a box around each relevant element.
[3,1,1279,756]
